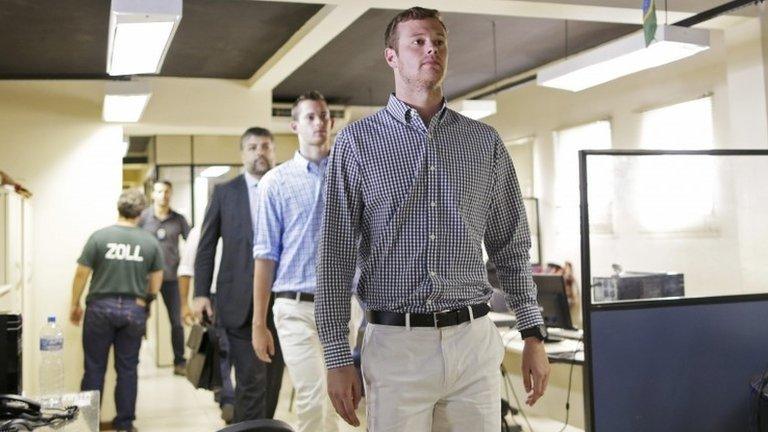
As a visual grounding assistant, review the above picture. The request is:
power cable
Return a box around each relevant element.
[0,405,79,431]
[556,336,584,432]
[502,363,535,432]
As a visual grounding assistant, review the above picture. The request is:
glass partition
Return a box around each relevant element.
[581,151,768,304]
[0,191,7,285]
[156,165,241,227]
[155,166,193,224]
[523,197,541,266]
[580,150,768,432]
[192,165,240,227]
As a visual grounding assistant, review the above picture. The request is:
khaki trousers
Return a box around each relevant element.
[273,298,339,432]
[361,314,505,431]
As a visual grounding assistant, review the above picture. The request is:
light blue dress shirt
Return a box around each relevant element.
[253,151,328,294]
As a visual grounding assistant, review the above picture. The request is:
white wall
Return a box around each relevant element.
[0,78,303,381]
[483,20,768,301]
[0,82,124,413]
[0,77,293,416]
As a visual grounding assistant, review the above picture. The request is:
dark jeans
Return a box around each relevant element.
[226,322,284,423]
[160,280,185,366]
[81,296,146,430]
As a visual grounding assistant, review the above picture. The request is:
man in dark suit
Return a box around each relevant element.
[193,127,284,422]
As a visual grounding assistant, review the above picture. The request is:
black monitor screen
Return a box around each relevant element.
[533,274,575,330]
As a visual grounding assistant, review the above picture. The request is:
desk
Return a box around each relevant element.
[489,312,584,364]
[500,329,584,365]
[36,391,99,432]
[492,316,585,431]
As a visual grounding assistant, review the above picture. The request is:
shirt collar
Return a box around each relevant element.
[385,93,448,127]
[146,207,173,222]
[293,151,310,170]
[243,170,260,188]
[293,150,328,173]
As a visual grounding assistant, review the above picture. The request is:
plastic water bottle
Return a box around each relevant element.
[39,315,65,396]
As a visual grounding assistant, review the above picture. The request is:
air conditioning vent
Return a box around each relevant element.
[271,106,347,119]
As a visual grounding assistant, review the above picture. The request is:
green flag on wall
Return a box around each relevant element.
[643,0,657,47]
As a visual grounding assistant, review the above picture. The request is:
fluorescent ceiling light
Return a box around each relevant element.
[458,99,497,120]
[107,0,182,76]
[199,166,232,178]
[103,81,152,123]
[537,25,710,92]
[509,136,534,146]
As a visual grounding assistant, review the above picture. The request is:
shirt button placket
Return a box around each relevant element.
[426,125,439,305]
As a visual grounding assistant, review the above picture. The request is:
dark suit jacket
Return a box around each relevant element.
[194,174,255,329]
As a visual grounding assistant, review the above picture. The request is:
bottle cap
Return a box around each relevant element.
[47,316,56,323]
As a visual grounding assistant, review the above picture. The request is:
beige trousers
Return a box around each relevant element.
[273,298,339,432]
[361,314,505,431]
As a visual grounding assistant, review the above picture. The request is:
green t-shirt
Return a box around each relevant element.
[77,225,164,302]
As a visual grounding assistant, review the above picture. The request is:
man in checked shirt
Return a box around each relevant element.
[315,6,550,431]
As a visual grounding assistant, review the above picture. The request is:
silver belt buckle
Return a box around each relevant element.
[433,310,449,328]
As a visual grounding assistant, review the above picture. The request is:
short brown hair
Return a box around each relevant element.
[384,7,447,50]
[117,189,147,219]
[291,90,328,120]
[154,180,172,189]
[240,127,274,149]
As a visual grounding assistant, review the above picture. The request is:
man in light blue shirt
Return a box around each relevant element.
[251,91,338,432]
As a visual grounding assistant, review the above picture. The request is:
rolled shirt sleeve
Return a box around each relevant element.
[177,227,200,278]
[252,173,283,263]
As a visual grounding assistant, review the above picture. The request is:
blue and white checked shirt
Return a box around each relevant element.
[316,94,543,369]
[253,151,328,294]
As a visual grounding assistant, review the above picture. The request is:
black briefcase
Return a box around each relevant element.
[186,321,221,390]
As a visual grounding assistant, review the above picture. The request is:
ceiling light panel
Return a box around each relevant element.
[107,0,182,76]
[537,26,710,92]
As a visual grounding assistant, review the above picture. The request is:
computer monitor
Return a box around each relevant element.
[532,274,575,330]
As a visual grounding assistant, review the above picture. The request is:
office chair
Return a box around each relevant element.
[216,419,295,432]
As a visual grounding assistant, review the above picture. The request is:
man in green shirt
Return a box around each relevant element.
[70,189,164,432]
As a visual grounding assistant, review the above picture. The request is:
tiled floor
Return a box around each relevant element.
[131,343,577,432]
[133,343,366,432]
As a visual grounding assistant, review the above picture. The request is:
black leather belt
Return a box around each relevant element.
[366,303,490,328]
[275,291,315,302]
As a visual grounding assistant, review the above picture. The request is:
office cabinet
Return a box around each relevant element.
[0,188,32,393]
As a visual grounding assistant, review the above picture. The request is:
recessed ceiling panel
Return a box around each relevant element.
[161,0,322,79]
[0,0,322,79]
[0,0,110,78]
[0,0,754,84]
[274,9,640,105]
